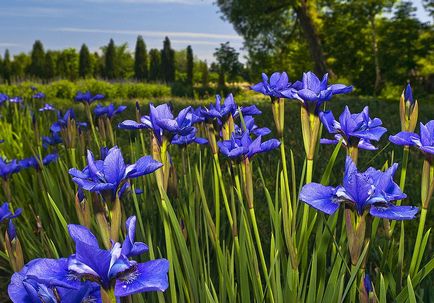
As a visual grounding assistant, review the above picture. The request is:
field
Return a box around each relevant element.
[0,84,433,302]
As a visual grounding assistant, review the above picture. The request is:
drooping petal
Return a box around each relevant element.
[114,259,169,296]
[299,183,339,215]
[389,132,418,146]
[370,204,418,220]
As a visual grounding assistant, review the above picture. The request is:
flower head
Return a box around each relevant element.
[69,146,162,200]
[32,92,45,99]
[389,121,434,155]
[19,154,58,170]
[320,106,387,150]
[8,258,101,303]
[251,72,301,99]
[51,109,87,132]
[119,104,203,146]
[299,157,418,220]
[94,103,127,119]
[0,202,22,224]
[67,217,169,296]
[0,93,8,105]
[9,97,23,103]
[286,71,353,109]
[218,131,280,161]
[0,158,21,179]
[75,91,105,104]
[234,116,271,138]
[39,103,55,112]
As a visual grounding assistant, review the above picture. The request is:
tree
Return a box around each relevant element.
[79,44,93,78]
[160,37,175,83]
[93,52,103,78]
[213,42,242,87]
[2,50,12,84]
[105,39,116,79]
[56,49,78,80]
[134,36,148,81]
[11,53,30,81]
[186,45,194,85]
[216,0,331,76]
[200,61,209,87]
[149,49,161,81]
[29,40,45,79]
[424,0,434,18]
[45,51,57,80]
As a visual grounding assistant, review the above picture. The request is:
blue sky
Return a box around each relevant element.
[0,0,431,63]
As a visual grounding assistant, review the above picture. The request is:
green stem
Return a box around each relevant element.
[389,146,410,236]
[300,159,314,240]
[162,199,177,303]
[409,207,427,276]
[213,161,220,241]
[213,154,239,252]
[85,103,100,149]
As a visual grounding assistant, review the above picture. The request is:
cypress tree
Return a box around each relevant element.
[93,52,103,78]
[2,50,11,84]
[201,61,209,87]
[79,44,93,78]
[134,35,148,81]
[160,37,175,83]
[44,51,56,80]
[186,45,193,85]
[149,49,161,82]
[29,40,45,79]
[105,39,116,79]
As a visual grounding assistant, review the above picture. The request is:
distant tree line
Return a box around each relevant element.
[0,35,245,95]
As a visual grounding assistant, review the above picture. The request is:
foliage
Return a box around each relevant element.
[134,35,148,81]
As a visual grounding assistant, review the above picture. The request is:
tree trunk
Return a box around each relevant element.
[370,15,381,96]
[295,0,333,77]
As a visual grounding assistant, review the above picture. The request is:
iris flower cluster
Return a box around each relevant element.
[299,157,418,220]
[390,121,434,155]
[320,106,387,150]
[8,216,169,302]
[119,103,207,146]
[69,146,162,201]
[75,91,105,104]
[94,103,127,119]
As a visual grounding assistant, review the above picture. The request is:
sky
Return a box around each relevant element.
[0,0,431,63]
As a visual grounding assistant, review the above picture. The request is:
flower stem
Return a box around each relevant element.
[409,207,427,276]
[85,103,100,149]
[389,146,410,237]
[162,198,177,303]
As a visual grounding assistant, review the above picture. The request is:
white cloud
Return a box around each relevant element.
[0,43,20,47]
[54,27,242,41]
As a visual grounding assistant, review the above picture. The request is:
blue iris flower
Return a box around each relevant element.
[75,91,105,104]
[320,106,387,150]
[0,158,21,179]
[51,109,87,133]
[299,157,418,220]
[8,258,101,303]
[32,92,45,99]
[285,71,353,109]
[251,72,301,98]
[94,103,127,119]
[42,131,63,148]
[119,104,204,146]
[218,130,280,161]
[69,146,162,200]
[39,103,55,112]
[19,154,58,170]
[200,94,261,124]
[0,93,9,105]
[389,121,434,155]
[67,216,169,296]
[234,116,271,138]
[0,202,22,224]
[9,97,23,103]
